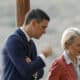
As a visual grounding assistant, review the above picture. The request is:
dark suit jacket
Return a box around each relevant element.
[2,28,45,80]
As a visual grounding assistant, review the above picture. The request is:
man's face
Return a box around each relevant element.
[67,36,80,57]
[32,19,49,39]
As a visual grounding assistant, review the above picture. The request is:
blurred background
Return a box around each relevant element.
[0,0,80,80]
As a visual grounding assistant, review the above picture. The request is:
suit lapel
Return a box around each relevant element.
[15,28,29,46]
[15,28,37,59]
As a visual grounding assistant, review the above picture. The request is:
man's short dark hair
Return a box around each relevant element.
[24,9,50,25]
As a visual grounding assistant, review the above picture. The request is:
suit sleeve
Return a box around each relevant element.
[48,61,62,80]
[5,36,45,79]
[37,68,44,79]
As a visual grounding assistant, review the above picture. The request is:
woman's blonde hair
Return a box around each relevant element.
[61,27,80,49]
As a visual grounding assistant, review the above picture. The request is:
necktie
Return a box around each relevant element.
[28,40,38,80]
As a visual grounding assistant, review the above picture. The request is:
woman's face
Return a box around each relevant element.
[67,36,80,57]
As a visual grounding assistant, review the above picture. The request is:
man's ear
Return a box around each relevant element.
[31,19,37,26]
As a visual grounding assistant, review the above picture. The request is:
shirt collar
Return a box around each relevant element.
[63,51,72,64]
[20,27,30,42]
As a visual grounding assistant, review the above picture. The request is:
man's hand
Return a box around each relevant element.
[25,57,31,63]
[42,46,53,58]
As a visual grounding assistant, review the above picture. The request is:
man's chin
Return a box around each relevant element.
[35,36,41,39]
[36,37,40,39]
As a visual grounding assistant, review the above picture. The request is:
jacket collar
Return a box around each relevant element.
[20,27,30,42]
[63,51,72,64]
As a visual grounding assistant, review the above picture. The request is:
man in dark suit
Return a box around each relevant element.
[2,9,52,80]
